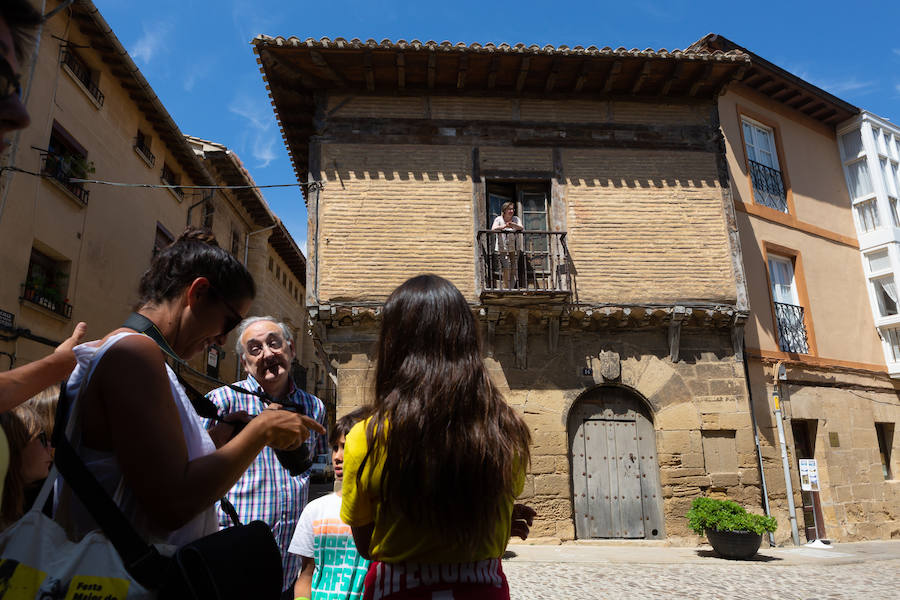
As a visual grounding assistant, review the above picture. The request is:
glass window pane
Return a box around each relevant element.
[868,249,891,272]
[841,130,864,159]
[522,192,547,213]
[875,276,899,316]
[884,159,897,197]
[885,328,900,362]
[856,199,881,232]
[847,160,874,199]
[524,213,546,231]
[891,198,900,228]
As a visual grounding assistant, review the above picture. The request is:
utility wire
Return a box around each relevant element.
[0,166,322,191]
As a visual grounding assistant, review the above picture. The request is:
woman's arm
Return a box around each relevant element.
[293,556,315,599]
[90,335,323,531]
[0,322,87,413]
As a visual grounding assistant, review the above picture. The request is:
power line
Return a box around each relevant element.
[0,166,322,192]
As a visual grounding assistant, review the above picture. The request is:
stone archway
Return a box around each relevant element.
[568,385,666,540]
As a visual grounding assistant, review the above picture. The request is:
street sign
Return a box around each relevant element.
[799,458,820,492]
[0,309,14,329]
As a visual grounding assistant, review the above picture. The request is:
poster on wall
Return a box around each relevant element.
[798,458,820,492]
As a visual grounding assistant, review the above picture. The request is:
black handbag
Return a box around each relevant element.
[53,379,284,599]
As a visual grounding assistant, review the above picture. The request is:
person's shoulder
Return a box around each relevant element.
[96,331,163,366]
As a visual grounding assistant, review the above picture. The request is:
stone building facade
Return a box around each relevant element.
[255,37,766,541]
[692,35,900,543]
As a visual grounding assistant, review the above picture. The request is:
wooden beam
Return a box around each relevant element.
[772,87,798,101]
[515,56,531,93]
[602,60,622,93]
[487,54,499,89]
[689,64,713,96]
[573,59,591,93]
[457,54,468,89]
[544,57,560,93]
[802,101,826,115]
[741,70,764,86]
[791,95,814,110]
[660,61,685,96]
[396,51,405,90]
[427,51,436,89]
[309,49,347,87]
[515,309,528,369]
[748,75,773,90]
[631,60,652,95]
[363,51,374,92]
[758,80,784,94]
[813,108,837,121]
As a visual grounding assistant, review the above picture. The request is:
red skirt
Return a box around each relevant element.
[362,559,510,600]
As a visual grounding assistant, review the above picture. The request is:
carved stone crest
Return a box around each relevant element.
[598,350,620,381]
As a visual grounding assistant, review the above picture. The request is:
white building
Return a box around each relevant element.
[838,111,900,376]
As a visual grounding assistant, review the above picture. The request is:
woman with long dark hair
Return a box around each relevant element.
[340,274,531,599]
[54,227,323,545]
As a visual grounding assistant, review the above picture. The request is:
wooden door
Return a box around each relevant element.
[570,388,665,540]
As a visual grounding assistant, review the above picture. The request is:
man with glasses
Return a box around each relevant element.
[204,316,326,597]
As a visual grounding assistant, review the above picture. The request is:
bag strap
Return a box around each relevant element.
[52,379,170,589]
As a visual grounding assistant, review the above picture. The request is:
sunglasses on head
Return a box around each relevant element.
[0,55,22,100]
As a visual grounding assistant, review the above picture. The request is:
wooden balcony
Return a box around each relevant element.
[477,230,572,305]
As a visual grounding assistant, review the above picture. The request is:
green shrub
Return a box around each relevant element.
[686,497,777,535]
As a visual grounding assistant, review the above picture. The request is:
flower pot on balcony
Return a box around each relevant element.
[705,529,763,560]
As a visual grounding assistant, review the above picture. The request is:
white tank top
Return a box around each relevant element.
[55,332,218,545]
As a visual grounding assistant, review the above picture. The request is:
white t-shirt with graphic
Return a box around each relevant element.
[289,493,370,600]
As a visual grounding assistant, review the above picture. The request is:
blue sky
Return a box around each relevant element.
[93,0,900,254]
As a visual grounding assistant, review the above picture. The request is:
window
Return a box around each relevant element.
[742,117,788,212]
[275,265,281,279]
[201,198,214,229]
[482,180,567,292]
[875,423,894,480]
[885,327,900,362]
[161,163,183,200]
[268,257,274,272]
[42,122,91,206]
[846,160,874,200]
[153,223,174,257]
[60,47,104,106]
[230,228,240,256]
[841,130,864,160]
[767,254,809,353]
[867,249,892,273]
[22,247,72,318]
[873,276,899,316]
[134,129,155,166]
[855,198,881,233]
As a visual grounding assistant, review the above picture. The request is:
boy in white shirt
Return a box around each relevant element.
[289,408,370,600]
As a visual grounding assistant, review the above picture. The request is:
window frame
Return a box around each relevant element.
[762,243,817,356]
[736,107,794,216]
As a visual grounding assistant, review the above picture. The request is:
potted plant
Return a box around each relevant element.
[686,497,777,560]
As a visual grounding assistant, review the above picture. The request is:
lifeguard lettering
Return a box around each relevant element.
[370,560,505,599]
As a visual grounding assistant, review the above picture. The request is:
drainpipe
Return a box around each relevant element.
[742,340,775,547]
[773,361,800,545]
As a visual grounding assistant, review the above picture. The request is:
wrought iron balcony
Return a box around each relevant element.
[477,230,572,302]
[774,302,809,354]
[748,160,788,213]
[20,283,73,319]
[40,153,90,206]
[61,49,104,106]
[134,138,156,165]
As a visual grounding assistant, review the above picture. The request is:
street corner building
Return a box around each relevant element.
[253,35,899,544]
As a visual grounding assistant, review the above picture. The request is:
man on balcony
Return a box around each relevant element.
[492,202,524,290]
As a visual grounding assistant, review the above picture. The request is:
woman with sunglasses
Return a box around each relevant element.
[54,227,324,545]
[0,400,52,531]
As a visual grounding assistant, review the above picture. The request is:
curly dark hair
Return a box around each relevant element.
[136,226,255,308]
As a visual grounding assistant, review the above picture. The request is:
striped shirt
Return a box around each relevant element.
[205,375,327,590]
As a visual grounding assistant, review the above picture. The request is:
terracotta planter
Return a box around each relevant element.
[706,529,762,560]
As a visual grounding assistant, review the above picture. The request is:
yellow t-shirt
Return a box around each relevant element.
[340,419,524,564]
[0,425,8,501]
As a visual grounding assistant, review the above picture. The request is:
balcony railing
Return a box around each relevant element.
[748,159,788,213]
[134,138,155,165]
[40,153,90,206]
[20,283,73,319]
[477,230,572,296]
[774,302,809,354]
[61,49,104,106]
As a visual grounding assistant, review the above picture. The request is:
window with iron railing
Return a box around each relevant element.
[477,230,572,294]
[42,124,92,206]
[60,48,104,106]
[134,130,155,166]
[161,163,183,200]
[21,248,73,319]
[773,302,809,354]
[742,118,788,213]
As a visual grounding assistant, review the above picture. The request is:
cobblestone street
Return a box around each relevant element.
[503,543,900,599]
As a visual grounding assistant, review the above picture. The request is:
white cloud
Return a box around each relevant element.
[232,0,277,44]
[894,48,900,57]
[229,94,278,168]
[813,77,876,95]
[896,83,900,95]
[183,61,212,92]
[131,20,174,65]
